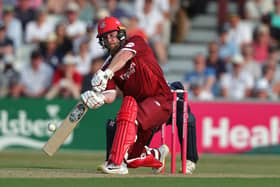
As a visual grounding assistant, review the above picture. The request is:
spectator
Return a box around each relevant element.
[47,0,68,15]
[14,0,36,33]
[125,16,148,41]
[74,21,105,58]
[81,56,104,92]
[76,39,92,75]
[28,0,43,9]
[46,53,82,99]
[106,0,130,20]
[40,33,60,70]
[266,60,280,98]
[25,8,54,44]
[254,63,277,99]
[241,43,262,80]
[0,55,20,97]
[183,53,215,100]
[12,50,53,98]
[0,21,14,61]
[64,2,86,40]
[54,22,73,60]
[170,1,189,43]
[206,41,227,80]
[76,0,95,22]
[262,0,280,42]
[2,6,23,49]
[118,0,135,16]
[136,0,167,64]
[227,14,253,51]
[220,55,254,99]
[267,44,280,64]
[135,0,171,45]
[244,0,274,21]
[253,24,271,63]
[218,25,240,63]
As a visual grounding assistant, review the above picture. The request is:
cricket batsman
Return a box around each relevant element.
[81,16,173,174]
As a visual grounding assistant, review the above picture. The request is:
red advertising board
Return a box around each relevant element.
[150,101,280,154]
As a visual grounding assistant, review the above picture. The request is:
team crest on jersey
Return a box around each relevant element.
[120,62,136,80]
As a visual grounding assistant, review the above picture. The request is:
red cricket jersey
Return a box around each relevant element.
[103,36,172,103]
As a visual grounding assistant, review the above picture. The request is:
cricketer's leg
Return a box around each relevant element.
[103,96,138,174]
[125,96,172,170]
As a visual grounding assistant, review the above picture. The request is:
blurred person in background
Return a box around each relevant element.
[12,50,53,98]
[64,2,86,41]
[106,0,130,20]
[218,25,240,63]
[170,0,189,43]
[2,6,22,49]
[125,16,148,41]
[40,32,60,70]
[47,0,69,15]
[254,63,278,100]
[135,0,171,46]
[76,0,96,22]
[253,78,270,99]
[241,43,261,81]
[14,0,36,33]
[0,55,20,97]
[25,8,54,44]
[206,41,227,96]
[206,41,227,80]
[46,53,82,99]
[227,14,253,52]
[183,53,215,100]
[28,0,43,9]
[244,0,274,21]
[262,0,280,43]
[76,39,92,75]
[252,24,271,64]
[81,56,104,93]
[0,21,14,61]
[220,55,254,100]
[265,56,280,99]
[135,0,167,64]
[84,22,105,59]
[54,22,73,60]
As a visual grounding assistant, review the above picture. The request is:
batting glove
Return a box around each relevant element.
[81,90,105,109]
[91,69,114,92]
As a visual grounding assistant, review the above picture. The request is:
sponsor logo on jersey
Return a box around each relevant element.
[120,62,136,80]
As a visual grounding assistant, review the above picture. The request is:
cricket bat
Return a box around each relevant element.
[42,101,88,156]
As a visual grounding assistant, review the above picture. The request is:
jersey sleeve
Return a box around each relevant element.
[121,36,147,56]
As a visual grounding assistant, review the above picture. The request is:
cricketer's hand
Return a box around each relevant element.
[91,69,114,92]
[81,90,105,109]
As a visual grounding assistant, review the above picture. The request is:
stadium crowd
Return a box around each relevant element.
[0,0,279,101]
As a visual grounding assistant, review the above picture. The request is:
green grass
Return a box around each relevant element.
[0,150,280,187]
